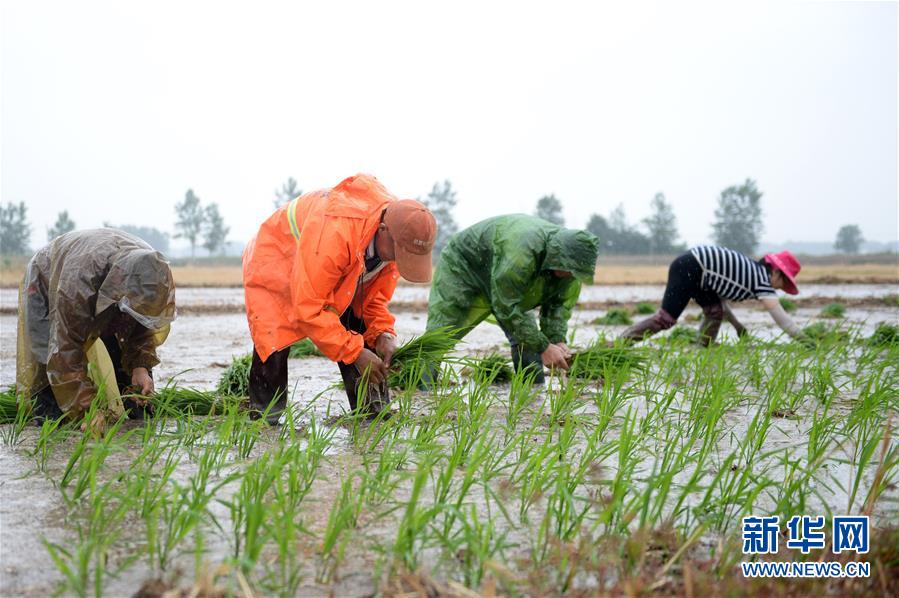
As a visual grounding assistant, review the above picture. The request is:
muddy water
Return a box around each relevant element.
[1,291,897,596]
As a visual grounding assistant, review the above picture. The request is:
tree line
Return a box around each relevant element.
[0,178,874,257]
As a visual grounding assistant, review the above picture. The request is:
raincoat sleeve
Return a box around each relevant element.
[489,250,551,354]
[290,228,365,364]
[45,294,98,419]
[120,324,165,374]
[361,264,399,347]
[540,279,581,344]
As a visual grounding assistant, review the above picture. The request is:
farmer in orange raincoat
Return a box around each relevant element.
[242,174,437,423]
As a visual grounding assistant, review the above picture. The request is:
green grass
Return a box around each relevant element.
[634,302,656,315]
[869,322,899,347]
[289,338,324,358]
[388,327,460,388]
[5,315,897,596]
[803,322,850,343]
[593,308,633,326]
[666,325,699,344]
[779,297,797,312]
[216,353,253,397]
[819,302,846,318]
[462,352,514,383]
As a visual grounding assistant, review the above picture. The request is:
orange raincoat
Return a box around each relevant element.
[243,174,401,364]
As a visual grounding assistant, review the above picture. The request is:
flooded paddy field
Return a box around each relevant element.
[0,285,897,596]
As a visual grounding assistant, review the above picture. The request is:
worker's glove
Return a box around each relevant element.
[541,344,570,371]
[353,348,388,386]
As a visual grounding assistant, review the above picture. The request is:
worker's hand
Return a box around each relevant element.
[541,344,570,371]
[131,367,154,396]
[353,348,388,386]
[375,333,398,368]
[554,342,573,359]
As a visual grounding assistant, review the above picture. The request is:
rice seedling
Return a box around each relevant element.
[819,302,846,318]
[593,307,633,326]
[388,327,461,389]
[779,297,797,312]
[634,302,656,315]
[216,353,253,397]
[802,322,850,344]
[869,322,899,347]
[665,325,699,344]
[1,386,32,444]
[288,338,324,358]
[568,342,647,381]
[462,352,513,383]
[151,383,233,416]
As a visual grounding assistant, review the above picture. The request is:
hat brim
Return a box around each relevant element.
[394,245,433,283]
[767,255,799,295]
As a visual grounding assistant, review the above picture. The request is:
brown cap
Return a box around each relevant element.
[383,199,437,283]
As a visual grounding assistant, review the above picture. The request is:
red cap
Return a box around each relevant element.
[383,199,437,283]
[764,251,801,295]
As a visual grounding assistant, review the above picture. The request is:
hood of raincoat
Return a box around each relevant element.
[16,229,176,418]
[96,249,177,329]
[543,229,600,283]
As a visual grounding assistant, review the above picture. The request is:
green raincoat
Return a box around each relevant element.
[426,215,599,353]
[16,229,176,420]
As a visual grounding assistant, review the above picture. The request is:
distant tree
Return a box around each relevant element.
[535,194,565,226]
[0,202,31,255]
[642,193,680,254]
[47,210,76,241]
[586,214,614,253]
[422,180,459,260]
[174,189,206,257]
[711,179,764,254]
[834,224,864,255]
[202,203,230,255]
[105,223,170,253]
[274,177,302,208]
[607,204,651,254]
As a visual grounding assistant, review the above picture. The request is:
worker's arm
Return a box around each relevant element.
[290,227,365,364]
[540,278,581,344]
[361,263,400,349]
[760,296,806,341]
[121,324,163,395]
[722,301,748,337]
[490,253,550,354]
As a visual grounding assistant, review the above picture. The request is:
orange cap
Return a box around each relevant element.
[383,199,437,283]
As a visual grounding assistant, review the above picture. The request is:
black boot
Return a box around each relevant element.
[510,342,545,384]
[32,387,64,426]
[619,309,676,343]
[248,348,289,425]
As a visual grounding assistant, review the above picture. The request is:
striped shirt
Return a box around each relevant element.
[690,245,776,301]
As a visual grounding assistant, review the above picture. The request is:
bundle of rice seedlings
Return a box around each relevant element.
[802,322,850,343]
[885,295,899,308]
[819,303,845,319]
[462,352,514,383]
[388,327,460,388]
[150,384,230,416]
[216,353,253,397]
[0,386,20,424]
[666,325,699,344]
[289,338,324,358]
[868,323,899,347]
[568,342,647,380]
[593,308,633,326]
[779,297,797,313]
[634,302,656,315]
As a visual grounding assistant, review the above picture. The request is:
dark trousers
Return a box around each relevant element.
[33,334,152,423]
[661,253,723,319]
[501,327,545,384]
[249,309,388,418]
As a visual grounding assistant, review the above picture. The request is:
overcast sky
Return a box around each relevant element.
[2,1,897,251]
